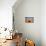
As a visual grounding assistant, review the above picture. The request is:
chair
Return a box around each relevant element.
[15,33,23,46]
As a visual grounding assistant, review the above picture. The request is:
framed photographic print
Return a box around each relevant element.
[25,17,34,23]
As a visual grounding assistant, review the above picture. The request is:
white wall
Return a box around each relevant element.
[0,0,16,29]
[41,0,46,46]
[13,0,41,46]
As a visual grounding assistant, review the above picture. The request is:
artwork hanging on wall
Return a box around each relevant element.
[25,17,34,23]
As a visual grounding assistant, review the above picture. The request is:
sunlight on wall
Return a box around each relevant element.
[0,0,16,30]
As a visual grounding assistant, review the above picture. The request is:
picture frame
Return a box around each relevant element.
[25,17,34,23]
